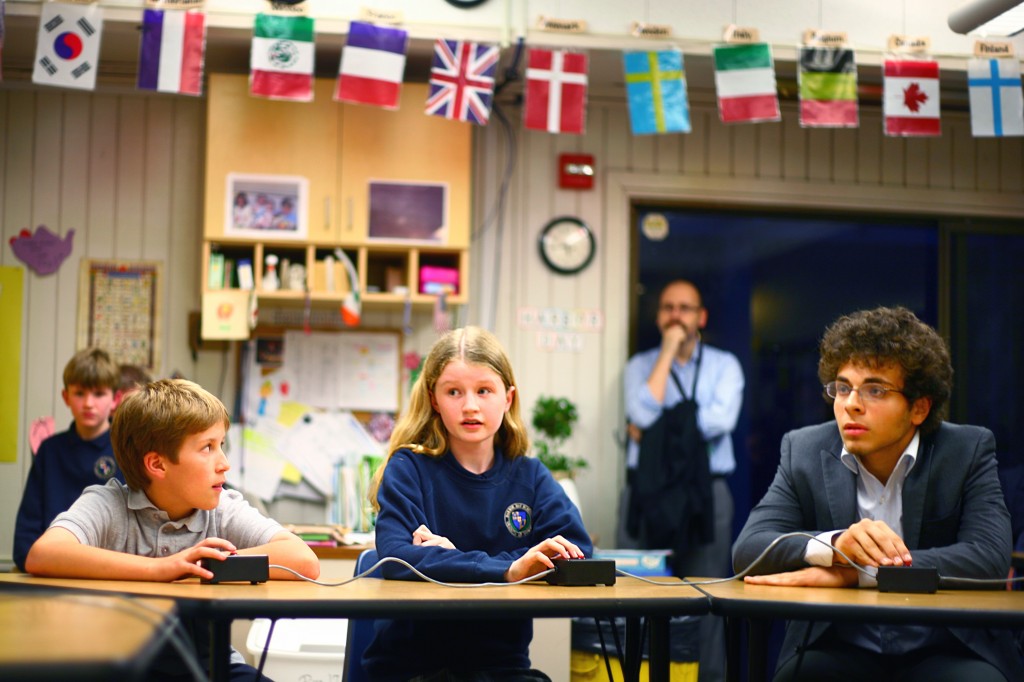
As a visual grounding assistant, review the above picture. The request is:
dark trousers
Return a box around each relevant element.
[774,636,1007,682]
[672,478,733,682]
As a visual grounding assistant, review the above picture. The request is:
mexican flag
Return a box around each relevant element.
[713,42,780,124]
[250,14,314,101]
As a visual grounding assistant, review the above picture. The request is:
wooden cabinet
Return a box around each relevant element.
[204,75,340,242]
[201,75,471,334]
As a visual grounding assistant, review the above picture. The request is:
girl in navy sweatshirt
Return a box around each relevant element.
[363,326,592,681]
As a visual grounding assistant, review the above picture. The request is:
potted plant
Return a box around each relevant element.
[531,395,588,478]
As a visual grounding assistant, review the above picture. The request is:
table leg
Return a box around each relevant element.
[209,618,231,682]
[747,618,770,682]
[725,615,740,682]
[647,616,670,682]
[624,617,642,682]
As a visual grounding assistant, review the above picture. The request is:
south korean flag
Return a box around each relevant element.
[33,2,103,90]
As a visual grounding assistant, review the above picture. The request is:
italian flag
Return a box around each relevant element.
[713,43,780,124]
[250,14,315,101]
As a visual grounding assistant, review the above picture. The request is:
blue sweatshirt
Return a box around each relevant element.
[13,422,123,570]
[364,448,592,680]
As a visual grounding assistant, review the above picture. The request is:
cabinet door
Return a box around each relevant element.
[204,74,340,242]
[339,83,472,247]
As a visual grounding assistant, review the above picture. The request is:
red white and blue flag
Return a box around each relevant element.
[137,9,206,96]
[425,39,499,126]
[524,49,588,135]
[33,2,103,91]
[335,21,408,109]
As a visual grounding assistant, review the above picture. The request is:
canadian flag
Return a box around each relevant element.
[524,49,588,134]
[883,59,941,136]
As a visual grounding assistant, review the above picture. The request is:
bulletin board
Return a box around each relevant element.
[244,326,402,414]
[77,259,163,372]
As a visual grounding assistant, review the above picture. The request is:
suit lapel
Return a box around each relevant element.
[821,437,858,528]
[901,435,931,549]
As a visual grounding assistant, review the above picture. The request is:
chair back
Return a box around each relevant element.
[341,548,381,682]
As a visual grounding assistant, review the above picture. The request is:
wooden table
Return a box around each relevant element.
[0,592,177,680]
[0,573,708,682]
[695,579,1024,682]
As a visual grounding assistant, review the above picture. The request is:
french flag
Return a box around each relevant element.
[335,21,408,109]
[137,9,206,96]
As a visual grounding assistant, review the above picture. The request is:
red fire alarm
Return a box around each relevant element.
[558,153,595,190]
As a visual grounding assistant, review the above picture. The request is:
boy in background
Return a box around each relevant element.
[26,378,319,680]
[13,347,124,571]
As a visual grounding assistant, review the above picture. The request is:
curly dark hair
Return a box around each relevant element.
[817,306,952,435]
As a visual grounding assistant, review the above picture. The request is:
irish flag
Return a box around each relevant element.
[883,59,940,137]
[713,43,779,123]
[250,14,314,101]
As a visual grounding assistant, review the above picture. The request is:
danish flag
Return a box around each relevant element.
[425,39,499,126]
[524,48,588,134]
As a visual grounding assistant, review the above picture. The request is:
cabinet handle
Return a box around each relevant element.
[346,197,353,234]
[324,197,331,232]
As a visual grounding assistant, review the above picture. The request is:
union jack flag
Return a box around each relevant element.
[425,39,499,125]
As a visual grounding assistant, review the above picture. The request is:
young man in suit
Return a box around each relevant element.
[733,305,1021,682]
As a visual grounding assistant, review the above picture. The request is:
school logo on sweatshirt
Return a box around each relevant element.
[504,503,533,538]
[94,455,118,480]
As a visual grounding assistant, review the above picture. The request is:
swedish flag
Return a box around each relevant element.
[624,50,690,135]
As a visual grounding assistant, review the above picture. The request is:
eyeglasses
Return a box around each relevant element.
[824,381,905,403]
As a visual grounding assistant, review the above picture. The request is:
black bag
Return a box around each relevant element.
[626,349,714,558]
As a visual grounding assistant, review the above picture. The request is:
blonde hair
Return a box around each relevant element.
[63,348,120,391]
[370,327,529,509]
[111,379,229,490]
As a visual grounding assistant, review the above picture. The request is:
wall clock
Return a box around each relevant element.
[443,0,490,7]
[538,217,596,275]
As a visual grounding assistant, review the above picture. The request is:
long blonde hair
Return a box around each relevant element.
[369,327,529,510]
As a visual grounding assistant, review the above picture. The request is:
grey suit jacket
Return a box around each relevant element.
[733,421,1022,680]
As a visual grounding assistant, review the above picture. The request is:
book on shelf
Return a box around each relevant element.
[237,259,254,290]
[223,258,235,288]
[208,252,225,290]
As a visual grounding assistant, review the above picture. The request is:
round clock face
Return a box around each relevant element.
[443,0,490,7]
[538,217,596,275]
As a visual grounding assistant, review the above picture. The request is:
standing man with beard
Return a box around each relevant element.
[623,279,745,681]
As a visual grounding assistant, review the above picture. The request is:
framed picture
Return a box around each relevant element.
[368,180,449,243]
[225,173,308,240]
[77,259,163,372]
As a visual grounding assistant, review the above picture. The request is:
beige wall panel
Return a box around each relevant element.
[999,138,1023,193]
[629,132,655,173]
[167,99,208,387]
[706,115,732,177]
[856,109,883,185]
[682,108,710,176]
[975,138,1003,193]
[143,100,175,260]
[781,114,807,181]
[806,128,833,183]
[87,97,119,259]
[904,138,933,190]
[115,97,147,259]
[604,105,631,170]
[832,128,857,184]
[756,114,783,180]
[926,126,954,190]
[880,135,905,186]
[951,117,979,191]
[732,124,758,179]
[653,132,681,175]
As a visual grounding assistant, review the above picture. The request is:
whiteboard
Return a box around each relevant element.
[281,330,400,411]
